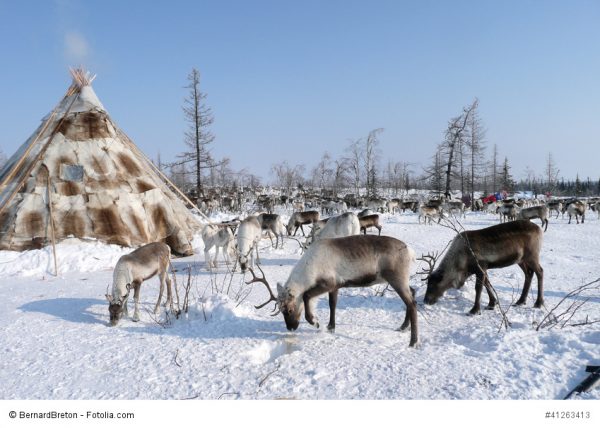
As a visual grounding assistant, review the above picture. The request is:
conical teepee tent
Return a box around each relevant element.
[0,68,201,255]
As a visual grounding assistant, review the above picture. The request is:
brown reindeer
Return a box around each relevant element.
[359,214,382,235]
[422,220,544,315]
[286,210,320,236]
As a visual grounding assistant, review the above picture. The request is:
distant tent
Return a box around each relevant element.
[0,68,201,255]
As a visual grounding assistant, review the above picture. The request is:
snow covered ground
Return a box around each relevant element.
[0,210,598,400]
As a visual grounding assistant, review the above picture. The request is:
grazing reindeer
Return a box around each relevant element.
[236,216,262,272]
[201,224,235,270]
[106,242,172,326]
[257,213,285,249]
[518,205,549,232]
[359,213,382,235]
[286,210,320,236]
[252,235,418,347]
[565,200,586,224]
[595,201,600,219]
[422,220,544,315]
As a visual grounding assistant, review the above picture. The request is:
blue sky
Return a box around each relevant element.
[1,0,599,181]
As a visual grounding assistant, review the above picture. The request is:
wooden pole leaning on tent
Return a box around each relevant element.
[47,176,59,276]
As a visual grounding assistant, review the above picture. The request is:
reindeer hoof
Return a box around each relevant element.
[485,304,496,310]
[132,316,140,322]
[467,309,481,316]
[533,301,544,309]
[327,325,335,333]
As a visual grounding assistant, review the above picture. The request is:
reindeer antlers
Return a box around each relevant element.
[245,265,280,315]
[416,252,439,281]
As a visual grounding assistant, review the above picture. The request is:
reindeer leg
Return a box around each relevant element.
[303,293,320,329]
[532,262,544,308]
[391,280,418,347]
[204,248,213,271]
[213,245,220,269]
[132,281,142,322]
[470,273,484,315]
[327,290,338,332]
[515,263,533,306]
[154,275,165,315]
[164,270,173,311]
[303,282,332,329]
[484,274,497,310]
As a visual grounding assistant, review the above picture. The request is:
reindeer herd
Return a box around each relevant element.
[106,193,599,347]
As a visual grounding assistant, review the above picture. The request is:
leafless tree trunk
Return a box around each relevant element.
[490,144,499,194]
[441,103,475,198]
[175,68,215,199]
[364,128,383,198]
[332,158,350,199]
[545,152,560,192]
[311,152,333,195]
[346,139,362,197]
[465,98,486,205]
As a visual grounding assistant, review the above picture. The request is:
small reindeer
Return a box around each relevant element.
[106,242,172,326]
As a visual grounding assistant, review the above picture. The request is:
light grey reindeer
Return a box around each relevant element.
[106,242,172,326]
[250,235,418,347]
[236,216,262,273]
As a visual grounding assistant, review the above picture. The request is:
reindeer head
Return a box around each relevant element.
[417,252,447,305]
[276,283,303,331]
[105,284,131,326]
[285,221,294,236]
[236,240,255,273]
[247,266,302,330]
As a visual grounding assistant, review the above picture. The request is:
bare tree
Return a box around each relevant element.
[346,139,363,196]
[332,158,350,199]
[440,103,476,198]
[271,161,305,196]
[175,68,215,199]
[311,152,333,194]
[364,128,383,198]
[465,99,486,205]
[490,144,500,193]
[545,152,560,192]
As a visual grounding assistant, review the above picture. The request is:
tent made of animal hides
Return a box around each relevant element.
[0,69,201,255]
